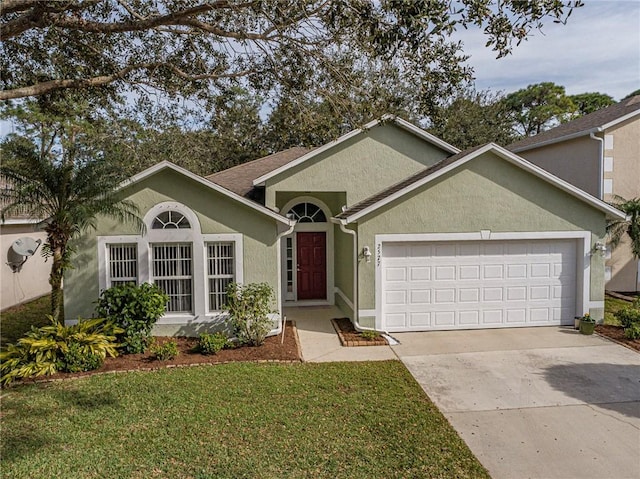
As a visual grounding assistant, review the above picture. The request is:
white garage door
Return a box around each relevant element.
[382,239,577,331]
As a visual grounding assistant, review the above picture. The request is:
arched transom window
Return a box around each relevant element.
[152,211,191,229]
[286,203,326,223]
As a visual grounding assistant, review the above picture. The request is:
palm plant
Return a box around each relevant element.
[0,100,142,322]
[607,196,640,259]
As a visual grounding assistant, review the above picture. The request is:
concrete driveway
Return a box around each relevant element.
[392,328,640,479]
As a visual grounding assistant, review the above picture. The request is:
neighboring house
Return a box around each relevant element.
[510,96,640,292]
[64,116,625,335]
[0,213,49,311]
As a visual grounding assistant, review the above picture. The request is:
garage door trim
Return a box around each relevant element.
[374,231,592,331]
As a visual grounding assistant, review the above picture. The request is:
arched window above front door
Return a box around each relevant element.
[286,202,327,223]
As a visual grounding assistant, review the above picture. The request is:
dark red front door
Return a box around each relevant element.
[297,232,326,300]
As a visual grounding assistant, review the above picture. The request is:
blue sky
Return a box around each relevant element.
[456,0,640,100]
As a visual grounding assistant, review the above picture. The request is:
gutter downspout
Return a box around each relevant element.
[590,131,604,199]
[275,220,296,335]
[332,217,399,345]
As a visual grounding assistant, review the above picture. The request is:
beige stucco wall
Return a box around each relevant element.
[604,117,640,202]
[64,169,282,324]
[517,136,601,197]
[0,224,49,310]
[264,123,451,209]
[603,117,640,292]
[356,152,608,327]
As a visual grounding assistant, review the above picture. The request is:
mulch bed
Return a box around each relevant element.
[331,317,388,347]
[25,322,302,384]
[596,324,640,352]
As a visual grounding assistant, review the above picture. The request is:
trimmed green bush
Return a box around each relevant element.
[225,282,275,346]
[58,341,105,373]
[149,340,179,361]
[95,283,169,354]
[0,317,121,385]
[614,299,640,328]
[615,298,640,339]
[624,323,640,340]
[198,332,229,355]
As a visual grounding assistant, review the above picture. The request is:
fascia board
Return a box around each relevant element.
[117,161,293,226]
[345,144,626,222]
[600,109,640,131]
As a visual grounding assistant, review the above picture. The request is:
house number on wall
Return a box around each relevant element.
[376,244,382,267]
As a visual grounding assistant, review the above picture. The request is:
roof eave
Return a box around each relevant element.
[342,143,626,222]
[117,161,294,226]
[512,109,640,153]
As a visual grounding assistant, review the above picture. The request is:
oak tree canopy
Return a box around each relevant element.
[1,0,582,106]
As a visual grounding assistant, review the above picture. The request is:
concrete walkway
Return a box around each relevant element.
[284,306,396,362]
[392,328,640,479]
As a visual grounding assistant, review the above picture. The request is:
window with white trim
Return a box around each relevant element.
[286,202,326,223]
[152,243,193,313]
[207,242,235,311]
[98,203,245,320]
[107,244,137,286]
[152,211,191,229]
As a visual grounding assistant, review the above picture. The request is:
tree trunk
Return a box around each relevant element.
[49,244,64,323]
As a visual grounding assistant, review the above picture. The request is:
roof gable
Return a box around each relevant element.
[336,144,626,222]
[120,161,293,226]
[205,147,311,197]
[509,95,640,152]
[252,115,459,186]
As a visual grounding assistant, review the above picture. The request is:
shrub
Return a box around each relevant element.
[198,332,229,355]
[616,298,640,339]
[149,340,179,361]
[0,317,121,385]
[95,283,169,354]
[58,341,104,373]
[614,299,640,329]
[361,330,380,341]
[225,282,275,346]
[624,323,640,340]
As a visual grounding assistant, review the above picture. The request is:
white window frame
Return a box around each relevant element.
[151,242,194,314]
[98,202,243,323]
[204,235,243,313]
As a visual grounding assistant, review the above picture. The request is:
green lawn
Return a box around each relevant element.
[1,362,489,479]
[604,296,631,325]
[0,295,51,349]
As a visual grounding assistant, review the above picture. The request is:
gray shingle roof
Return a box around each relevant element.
[205,147,312,197]
[508,95,640,152]
[336,144,487,220]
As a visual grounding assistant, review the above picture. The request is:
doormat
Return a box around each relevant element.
[331,318,388,347]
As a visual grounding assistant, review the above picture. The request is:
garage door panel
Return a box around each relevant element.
[435,266,456,280]
[483,264,504,279]
[382,239,577,331]
[459,265,480,279]
[459,311,480,325]
[410,266,431,280]
[459,288,480,302]
[410,289,431,304]
[506,309,526,324]
[385,267,406,281]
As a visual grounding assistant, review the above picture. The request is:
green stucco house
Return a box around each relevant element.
[64,116,625,336]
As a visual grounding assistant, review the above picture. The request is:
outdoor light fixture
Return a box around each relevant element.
[592,242,607,257]
[363,246,372,263]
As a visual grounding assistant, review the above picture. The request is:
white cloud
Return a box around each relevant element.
[454,1,640,100]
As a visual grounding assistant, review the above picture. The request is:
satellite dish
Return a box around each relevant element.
[11,237,41,257]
